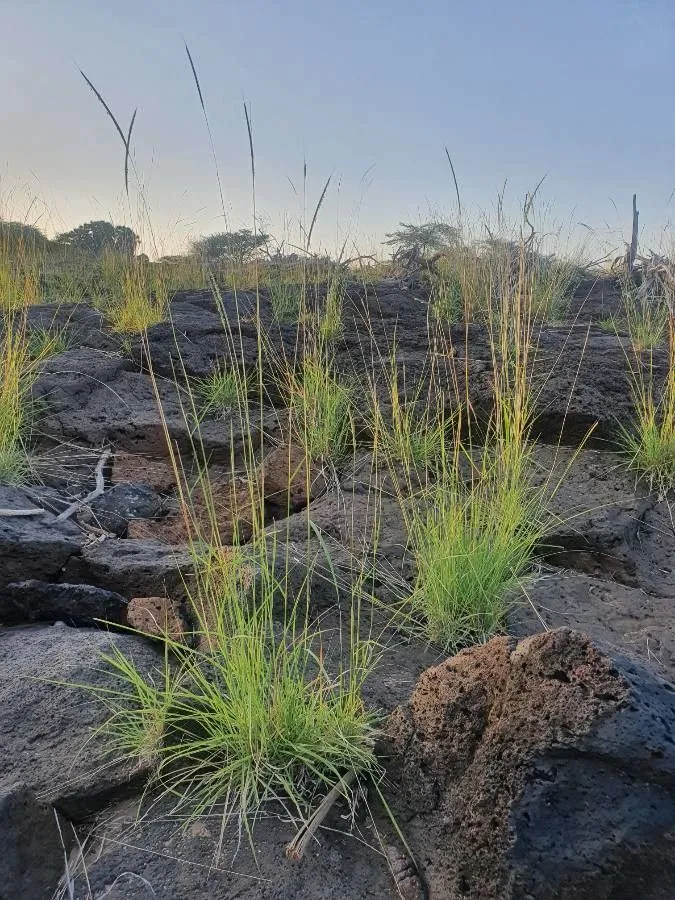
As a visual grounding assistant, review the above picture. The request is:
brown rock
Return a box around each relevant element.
[128,478,255,546]
[260,442,325,515]
[111,451,177,494]
[386,628,633,899]
[126,596,187,641]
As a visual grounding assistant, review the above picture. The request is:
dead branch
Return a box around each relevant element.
[55,448,112,523]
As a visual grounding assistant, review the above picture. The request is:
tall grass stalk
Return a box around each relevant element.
[620,312,675,498]
[0,313,36,483]
[403,221,558,650]
[93,278,382,846]
[287,353,355,462]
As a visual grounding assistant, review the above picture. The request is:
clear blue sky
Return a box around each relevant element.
[2,0,674,258]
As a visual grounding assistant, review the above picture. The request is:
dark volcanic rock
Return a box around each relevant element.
[510,572,675,681]
[0,623,161,819]
[0,783,73,900]
[26,300,118,351]
[386,628,675,900]
[0,486,82,588]
[62,537,193,600]
[67,794,396,900]
[31,347,271,463]
[0,580,127,627]
[78,482,165,536]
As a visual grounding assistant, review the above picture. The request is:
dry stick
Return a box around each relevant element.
[285,770,356,861]
[628,193,639,278]
[0,508,47,517]
[55,449,111,523]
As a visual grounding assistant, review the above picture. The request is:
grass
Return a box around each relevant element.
[0,314,37,484]
[407,466,541,650]
[268,277,304,324]
[600,283,669,351]
[75,215,382,848]
[370,352,448,482]
[319,274,344,342]
[27,324,71,360]
[286,353,355,461]
[100,540,381,842]
[108,261,169,332]
[195,366,250,419]
[0,254,42,312]
[620,314,675,498]
[91,330,382,847]
[430,240,582,325]
[399,221,570,651]
[624,293,668,351]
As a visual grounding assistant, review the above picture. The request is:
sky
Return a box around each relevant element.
[2,0,675,259]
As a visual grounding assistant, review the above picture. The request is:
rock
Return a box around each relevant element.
[126,596,188,641]
[0,580,126,627]
[63,793,396,900]
[260,442,326,516]
[31,347,270,464]
[510,571,675,682]
[386,628,675,900]
[26,300,118,351]
[62,538,193,601]
[534,446,652,585]
[78,482,165,536]
[0,783,73,900]
[128,476,255,546]
[111,451,177,494]
[0,624,161,819]
[0,486,82,588]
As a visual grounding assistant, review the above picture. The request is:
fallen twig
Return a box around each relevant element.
[285,770,356,861]
[55,448,112,523]
[0,508,47,517]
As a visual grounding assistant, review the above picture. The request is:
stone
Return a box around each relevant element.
[111,451,177,494]
[0,580,126,628]
[0,486,82,588]
[0,623,161,819]
[126,596,188,642]
[386,628,675,900]
[260,442,326,517]
[0,783,72,900]
[78,482,165,536]
[62,537,193,601]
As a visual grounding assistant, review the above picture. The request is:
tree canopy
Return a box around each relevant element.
[0,220,50,254]
[383,221,460,261]
[191,229,270,266]
[55,220,139,255]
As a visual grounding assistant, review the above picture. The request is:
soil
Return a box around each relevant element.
[0,274,673,899]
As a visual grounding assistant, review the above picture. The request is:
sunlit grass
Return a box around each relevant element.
[287,353,355,461]
[195,366,250,419]
[0,314,36,484]
[620,315,675,498]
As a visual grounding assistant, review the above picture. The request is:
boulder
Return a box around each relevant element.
[0,783,72,900]
[0,486,82,588]
[31,347,270,464]
[0,580,126,628]
[0,623,161,819]
[386,628,675,900]
[62,537,193,600]
[77,482,165,536]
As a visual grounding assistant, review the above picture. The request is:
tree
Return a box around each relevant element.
[191,229,270,266]
[55,220,139,255]
[383,221,460,263]
[0,220,49,254]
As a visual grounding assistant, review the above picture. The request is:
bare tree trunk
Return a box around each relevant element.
[627,193,639,279]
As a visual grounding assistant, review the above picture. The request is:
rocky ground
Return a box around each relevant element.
[1,275,674,899]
